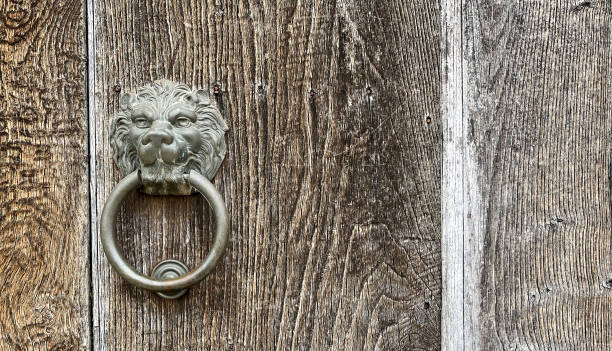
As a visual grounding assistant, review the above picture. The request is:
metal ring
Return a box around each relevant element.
[100,170,229,292]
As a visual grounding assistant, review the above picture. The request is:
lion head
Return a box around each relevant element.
[110,79,228,195]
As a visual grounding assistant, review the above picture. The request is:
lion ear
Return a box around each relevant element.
[119,92,137,111]
[192,89,211,105]
[184,90,209,107]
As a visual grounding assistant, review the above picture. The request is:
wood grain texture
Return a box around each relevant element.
[90,0,441,350]
[441,0,480,349]
[0,0,90,349]
[444,0,612,349]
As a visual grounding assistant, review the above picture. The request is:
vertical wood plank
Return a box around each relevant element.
[0,0,90,349]
[443,0,612,349]
[442,0,485,349]
[441,0,461,347]
[91,0,442,349]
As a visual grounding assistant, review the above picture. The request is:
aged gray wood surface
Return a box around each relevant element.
[441,0,475,348]
[442,0,612,349]
[90,0,441,349]
[0,0,90,349]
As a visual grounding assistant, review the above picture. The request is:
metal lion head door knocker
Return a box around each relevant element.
[100,79,229,299]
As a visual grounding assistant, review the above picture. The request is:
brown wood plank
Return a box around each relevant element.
[0,0,90,349]
[443,0,612,349]
[91,0,441,349]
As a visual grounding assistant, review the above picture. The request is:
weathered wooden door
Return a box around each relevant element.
[1,0,609,350]
[0,0,441,349]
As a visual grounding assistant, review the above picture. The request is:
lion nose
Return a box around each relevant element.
[141,130,174,146]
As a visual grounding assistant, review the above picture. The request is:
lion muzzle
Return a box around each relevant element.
[138,127,179,166]
[136,124,192,195]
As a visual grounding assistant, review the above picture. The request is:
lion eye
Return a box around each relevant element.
[134,118,151,128]
[174,117,192,128]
